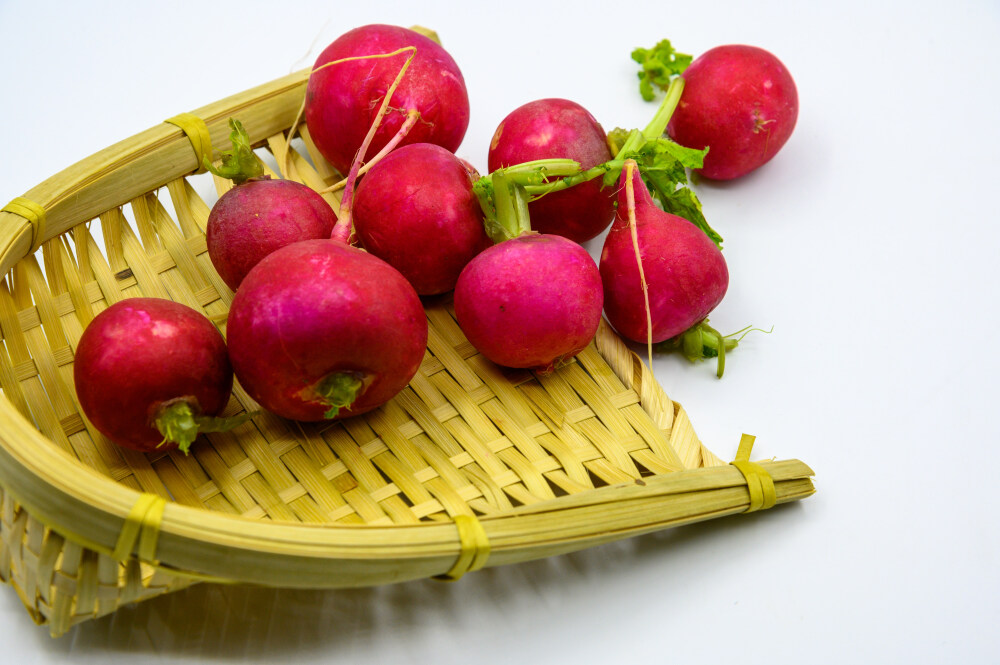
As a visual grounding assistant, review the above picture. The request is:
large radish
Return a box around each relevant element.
[304,24,470,176]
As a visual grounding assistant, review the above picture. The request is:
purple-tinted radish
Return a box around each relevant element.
[454,234,603,373]
[305,24,470,176]
[488,99,614,243]
[352,143,489,295]
[205,119,337,291]
[667,45,798,180]
[225,240,427,422]
[600,161,728,344]
[73,298,236,453]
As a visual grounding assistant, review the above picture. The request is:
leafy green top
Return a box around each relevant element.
[203,118,264,186]
[631,39,693,101]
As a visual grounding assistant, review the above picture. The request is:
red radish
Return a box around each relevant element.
[225,240,427,422]
[304,24,470,176]
[455,234,602,372]
[487,98,614,243]
[600,161,728,345]
[73,298,237,453]
[352,143,490,295]
[667,44,798,180]
[205,119,337,291]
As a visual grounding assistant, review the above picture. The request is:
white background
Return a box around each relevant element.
[1,0,998,662]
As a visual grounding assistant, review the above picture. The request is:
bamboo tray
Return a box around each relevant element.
[0,67,815,637]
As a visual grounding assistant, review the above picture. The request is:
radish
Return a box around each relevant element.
[352,143,489,295]
[205,119,338,291]
[73,298,240,453]
[454,233,602,373]
[666,44,798,180]
[225,239,427,421]
[487,98,614,243]
[304,24,470,176]
[455,170,603,373]
[600,160,729,361]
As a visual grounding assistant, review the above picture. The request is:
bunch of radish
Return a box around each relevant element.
[71,24,798,454]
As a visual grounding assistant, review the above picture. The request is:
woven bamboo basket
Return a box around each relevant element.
[0,67,815,637]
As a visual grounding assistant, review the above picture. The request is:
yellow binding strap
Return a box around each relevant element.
[437,514,490,581]
[164,112,212,174]
[3,197,47,253]
[112,493,167,563]
[730,434,777,512]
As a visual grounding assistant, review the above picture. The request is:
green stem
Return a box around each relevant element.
[154,400,254,454]
[659,320,773,378]
[315,372,365,419]
[641,76,685,139]
[203,118,264,186]
[611,76,685,161]
[522,161,621,197]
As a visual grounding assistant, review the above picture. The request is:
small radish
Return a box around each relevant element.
[304,24,470,176]
[205,119,338,291]
[487,98,614,243]
[352,143,489,295]
[73,298,241,453]
[454,233,602,372]
[600,160,728,351]
[456,170,603,373]
[666,44,798,180]
[225,240,427,421]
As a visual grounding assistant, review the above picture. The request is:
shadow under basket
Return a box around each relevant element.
[0,68,815,637]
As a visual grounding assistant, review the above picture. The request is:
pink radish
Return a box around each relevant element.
[487,98,614,243]
[600,160,728,350]
[304,24,470,176]
[454,233,602,373]
[352,143,490,295]
[224,240,427,421]
[205,119,338,291]
[73,298,239,453]
[667,44,798,180]
[455,168,603,373]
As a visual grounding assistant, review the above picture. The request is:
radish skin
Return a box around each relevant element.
[206,178,337,291]
[305,24,470,176]
[488,99,614,243]
[353,143,490,295]
[454,233,603,373]
[667,44,798,180]
[600,162,728,344]
[73,298,234,453]
[225,240,427,422]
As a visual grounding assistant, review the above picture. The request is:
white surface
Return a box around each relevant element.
[2,0,998,662]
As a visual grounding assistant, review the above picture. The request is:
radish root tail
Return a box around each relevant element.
[284,46,418,182]
[624,160,655,377]
[325,46,418,244]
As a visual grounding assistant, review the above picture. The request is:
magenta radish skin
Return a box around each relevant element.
[353,143,490,295]
[305,24,470,176]
[73,298,233,452]
[667,44,798,180]
[487,99,614,243]
[600,167,728,343]
[454,234,603,371]
[225,239,427,422]
[206,178,337,291]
